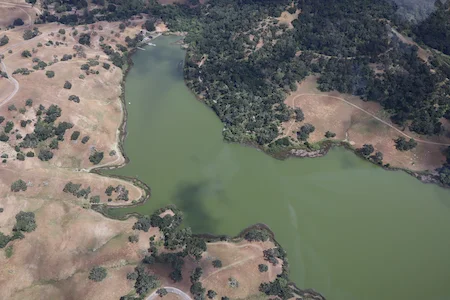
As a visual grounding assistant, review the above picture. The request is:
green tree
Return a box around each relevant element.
[358,144,374,156]
[325,131,336,138]
[64,81,72,89]
[38,149,54,161]
[394,137,418,151]
[21,50,32,58]
[14,211,37,232]
[190,267,203,283]
[294,108,304,122]
[212,259,222,268]
[157,288,168,297]
[89,151,104,164]
[71,131,80,140]
[45,70,55,78]
[11,179,27,192]
[207,290,217,299]
[0,35,9,46]
[88,266,107,282]
[258,264,268,272]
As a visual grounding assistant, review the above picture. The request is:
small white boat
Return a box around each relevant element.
[148,43,156,47]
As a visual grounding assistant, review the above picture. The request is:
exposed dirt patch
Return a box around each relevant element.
[276,8,301,29]
[283,76,450,171]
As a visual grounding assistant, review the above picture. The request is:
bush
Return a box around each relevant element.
[81,64,89,70]
[0,133,9,142]
[58,28,66,34]
[297,123,315,141]
[88,266,107,282]
[16,153,25,161]
[4,121,14,133]
[258,264,268,272]
[128,235,139,243]
[49,138,59,149]
[23,29,38,40]
[70,131,80,140]
[0,116,4,124]
[212,259,222,268]
[89,151,104,165]
[11,179,27,192]
[26,151,34,157]
[144,20,156,32]
[45,70,55,78]
[127,272,138,280]
[25,99,33,107]
[102,62,110,70]
[8,104,16,111]
[38,149,54,161]
[64,81,72,89]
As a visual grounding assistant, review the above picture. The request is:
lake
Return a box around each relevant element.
[107,36,450,300]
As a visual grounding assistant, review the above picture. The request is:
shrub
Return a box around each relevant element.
[81,64,89,70]
[0,116,4,124]
[127,272,138,280]
[49,139,59,149]
[102,62,110,70]
[212,259,222,268]
[23,29,38,40]
[8,104,16,111]
[11,179,27,192]
[63,81,72,89]
[25,99,33,106]
[38,149,53,161]
[45,70,55,78]
[61,54,72,61]
[26,151,34,157]
[89,151,104,165]
[297,123,315,141]
[88,266,107,282]
[16,153,25,161]
[58,28,66,34]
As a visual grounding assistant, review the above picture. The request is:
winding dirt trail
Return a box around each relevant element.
[285,93,450,146]
[146,287,192,300]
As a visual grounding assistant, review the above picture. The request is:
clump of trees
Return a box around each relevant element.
[394,137,417,151]
[89,151,104,164]
[0,211,37,249]
[23,28,39,40]
[38,149,54,161]
[358,144,374,157]
[297,124,315,141]
[11,179,27,192]
[244,228,270,242]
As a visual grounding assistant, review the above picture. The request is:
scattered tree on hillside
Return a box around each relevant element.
[11,179,27,192]
[358,144,374,156]
[212,259,222,268]
[394,137,418,151]
[88,266,107,282]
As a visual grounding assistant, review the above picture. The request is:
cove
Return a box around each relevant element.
[107,36,450,300]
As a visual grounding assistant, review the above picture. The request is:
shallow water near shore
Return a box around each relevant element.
[107,36,450,300]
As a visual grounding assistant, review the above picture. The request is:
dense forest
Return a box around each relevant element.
[34,0,450,183]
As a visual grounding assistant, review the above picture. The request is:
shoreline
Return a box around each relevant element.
[93,33,447,219]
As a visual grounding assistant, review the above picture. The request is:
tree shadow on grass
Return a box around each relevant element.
[171,181,218,234]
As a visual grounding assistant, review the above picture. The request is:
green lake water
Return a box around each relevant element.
[107,36,450,300]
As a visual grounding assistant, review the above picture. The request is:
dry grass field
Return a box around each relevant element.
[283,76,450,171]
